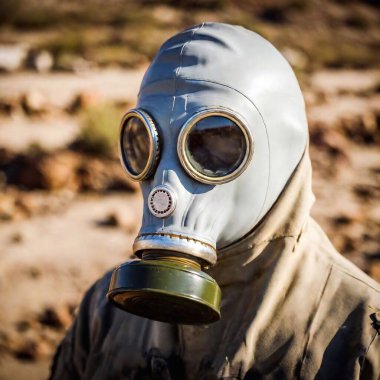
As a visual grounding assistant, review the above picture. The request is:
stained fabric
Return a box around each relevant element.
[49,150,380,380]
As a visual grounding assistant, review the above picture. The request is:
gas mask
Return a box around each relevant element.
[107,23,308,324]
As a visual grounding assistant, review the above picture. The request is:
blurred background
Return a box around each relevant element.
[0,0,379,378]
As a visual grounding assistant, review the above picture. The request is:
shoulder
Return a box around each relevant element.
[305,218,379,338]
[301,220,380,379]
[307,218,379,298]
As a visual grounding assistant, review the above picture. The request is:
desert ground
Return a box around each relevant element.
[0,1,379,379]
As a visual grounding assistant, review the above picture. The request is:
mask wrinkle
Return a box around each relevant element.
[175,23,204,90]
[189,32,232,50]
[208,186,228,236]
[193,195,213,232]
[194,186,222,235]
[181,182,201,228]
[184,94,188,111]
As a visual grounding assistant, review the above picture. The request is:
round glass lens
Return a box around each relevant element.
[185,116,247,178]
[121,116,151,176]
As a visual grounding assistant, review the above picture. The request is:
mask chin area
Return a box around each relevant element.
[107,250,221,325]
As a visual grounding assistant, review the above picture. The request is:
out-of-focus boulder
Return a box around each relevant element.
[310,122,349,160]
[27,50,54,73]
[0,44,28,72]
[340,110,380,145]
[0,148,138,193]
[38,306,73,331]
[77,156,138,192]
[0,96,19,115]
[67,91,102,113]
[39,152,80,191]
[21,91,50,115]
[13,338,51,361]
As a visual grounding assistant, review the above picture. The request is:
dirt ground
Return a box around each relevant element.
[0,1,379,379]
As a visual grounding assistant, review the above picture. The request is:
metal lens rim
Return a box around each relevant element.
[119,109,160,181]
[177,108,254,185]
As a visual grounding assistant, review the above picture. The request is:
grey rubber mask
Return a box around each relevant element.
[107,22,308,324]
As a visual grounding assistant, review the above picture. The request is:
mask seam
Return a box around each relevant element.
[175,23,204,89]
[181,185,199,228]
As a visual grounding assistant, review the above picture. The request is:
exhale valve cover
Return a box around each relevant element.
[107,23,307,324]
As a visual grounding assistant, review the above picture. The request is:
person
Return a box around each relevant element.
[49,23,380,380]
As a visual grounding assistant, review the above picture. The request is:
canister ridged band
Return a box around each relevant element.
[133,233,217,266]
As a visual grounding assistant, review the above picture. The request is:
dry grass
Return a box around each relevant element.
[76,104,121,158]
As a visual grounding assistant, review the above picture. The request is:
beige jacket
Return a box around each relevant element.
[50,152,380,380]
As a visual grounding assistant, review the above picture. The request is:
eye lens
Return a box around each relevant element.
[121,116,151,176]
[185,116,247,178]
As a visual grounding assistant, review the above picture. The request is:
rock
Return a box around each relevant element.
[0,171,6,190]
[76,158,106,192]
[21,91,49,115]
[97,212,120,227]
[15,320,31,333]
[39,152,80,191]
[67,91,102,113]
[0,331,9,348]
[0,190,44,220]
[29,50,54,73]
[353,184,379,201]
[10,231,23,244]
[0,148,137,193]
[77,157,138,192]
[14,339,51,361]
[2,150,45,189]
[309,123,349,161]
[0,96,19,115]
[14,192,41,217]
[0,44,28,72]
[0,187,73,221]
[38,306,72,330]
[340,111,380,145]
[332,208,363,226]
[0,192,18,221]
[96,211,138,232]
[29,267,41,279]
